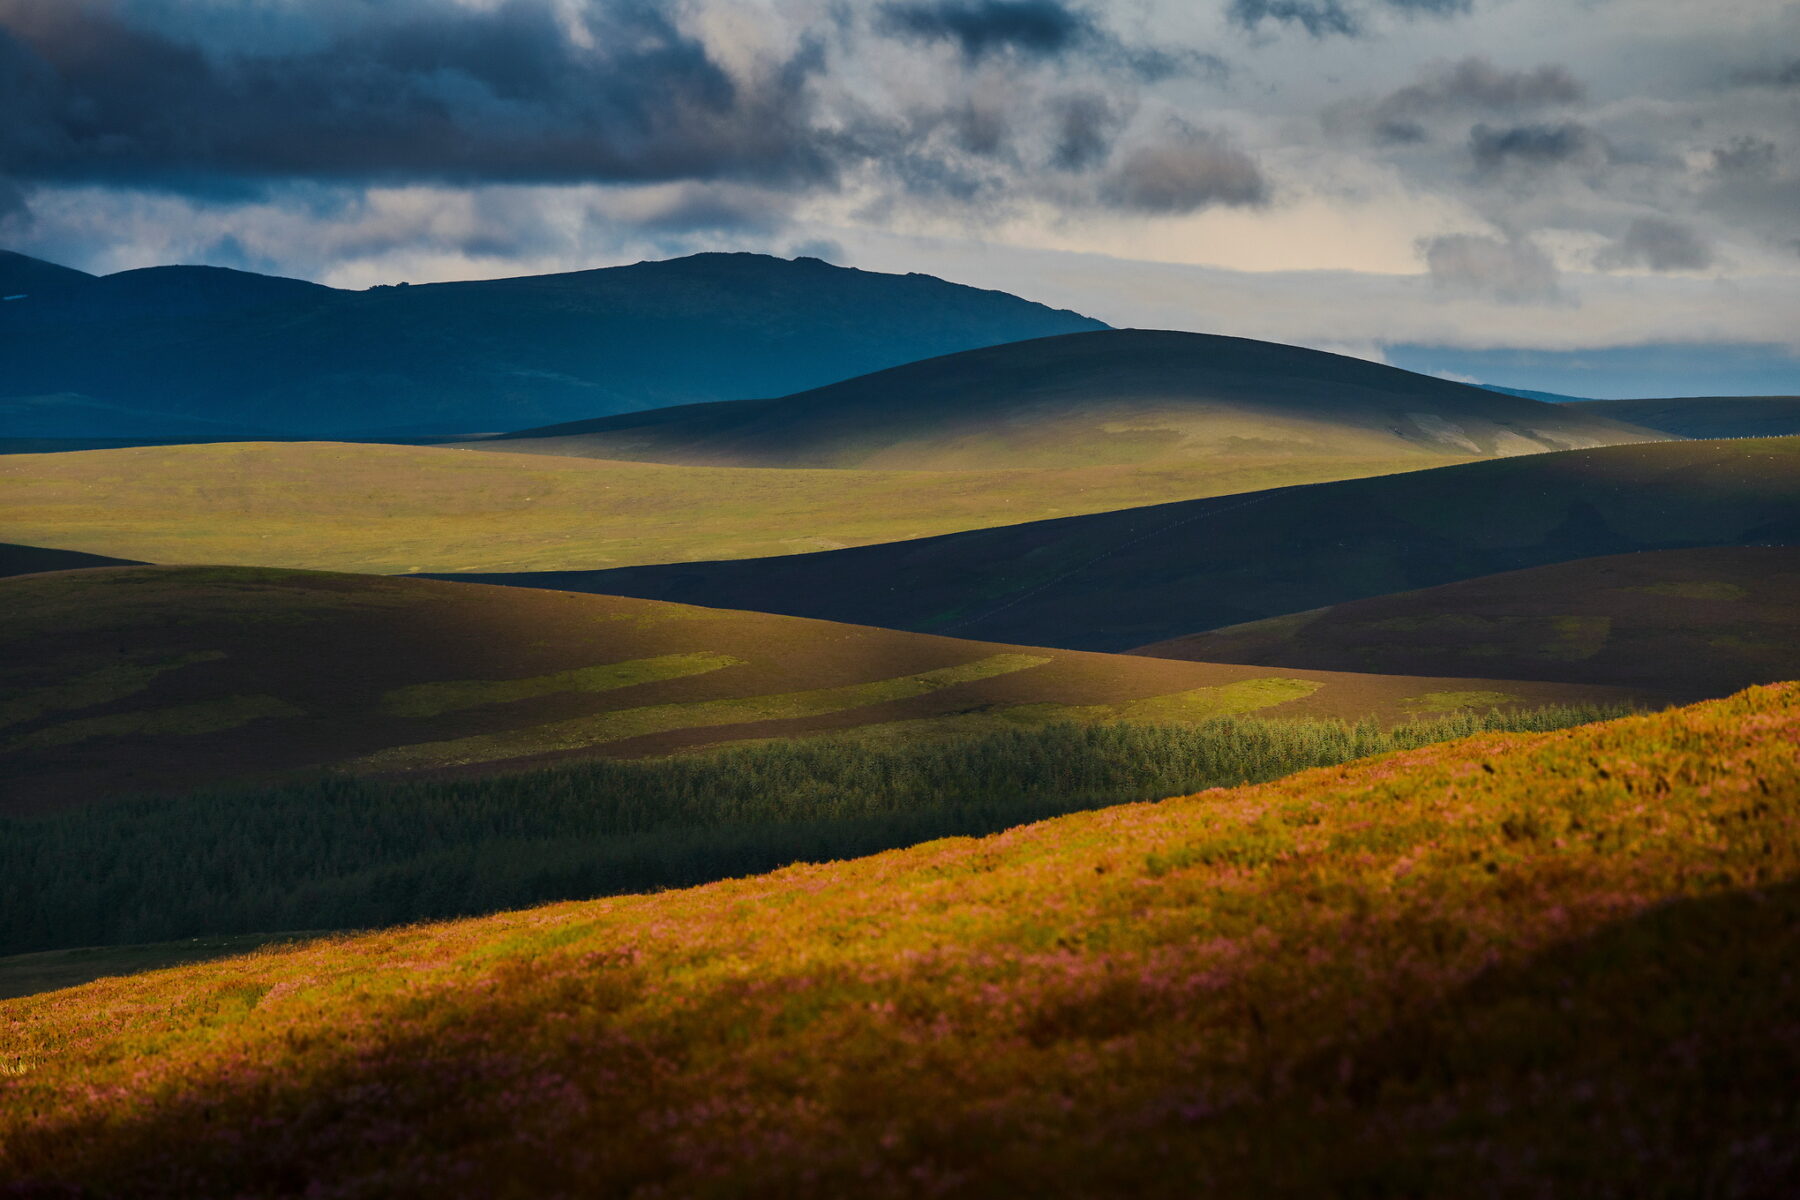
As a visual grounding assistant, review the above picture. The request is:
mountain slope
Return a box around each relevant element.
[3,684,1795,1196]
[472,329,1665,469]
[0,541,144,578]
[448,437,1800,651]
[0,250,94,297]
[0,440,1472,574]
[0,566,1642,811]
[1132,547,1800,699]
[1566,395,1800,439]
[0,252,1105,435]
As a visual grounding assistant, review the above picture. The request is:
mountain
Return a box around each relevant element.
[0,252,1106,436]
[1132,547,1800,699]
[4,683,1795,1195]
[470,330,1666,469]
[0,541,143,578]
[0,565,1640,810]
[0,440,1481,575]
[439,437,1800,652]
[0,249,95,297]
[1563,395,1800,440]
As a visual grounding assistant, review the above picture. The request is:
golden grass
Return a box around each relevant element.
[2,683,1794,1195]
[0,441,1473,573]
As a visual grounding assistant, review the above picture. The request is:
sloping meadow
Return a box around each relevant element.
[3,684,1796,1196]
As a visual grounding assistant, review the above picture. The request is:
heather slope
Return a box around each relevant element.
[473,329,1664,469]
[3,684,1795,1197]
[450,436,1800,651]
[0,566,1634,809]
[1134,547,1800,699]
[0,252,1104,435]
[0,439,1469,573]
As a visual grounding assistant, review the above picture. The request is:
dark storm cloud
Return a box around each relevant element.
[1419,232,1561,302]
[1051,94,1124,170]
[1228,0,1471,39]
[1470,121,1609,174]
[0,0,833,192]
[1593,216,1713,272]
[1101,127,1268,212]
[1712,137,1778,177]
[878,0,1088,60]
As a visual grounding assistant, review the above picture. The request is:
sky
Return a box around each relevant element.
[2,0,1797,395]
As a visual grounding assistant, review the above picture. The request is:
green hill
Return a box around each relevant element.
[453,437,1800,651]
[0,440,1474,574]
[1565,394,1800,439]
[472,329,1665,469]
[2,683,1794,1195]
[1132,547,1800,699]
[0,566,1641,811]
[0,251,1105,436]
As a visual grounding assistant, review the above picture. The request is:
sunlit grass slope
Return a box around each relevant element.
[3,684,1795,1196]
[1135,547,1800,700]
[0,440,1468,573]
[0,566,1638,810]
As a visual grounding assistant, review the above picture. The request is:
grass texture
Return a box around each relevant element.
[5,684,1793,1194]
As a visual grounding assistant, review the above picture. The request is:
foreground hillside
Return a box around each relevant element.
[472,329,1663,469]
[0,441,1467,573]
[494,437,1800,650]
[0,566,1635,810]
[4,685,1795,1196]
[1135,547,1800,699]
[0,251,1103,436]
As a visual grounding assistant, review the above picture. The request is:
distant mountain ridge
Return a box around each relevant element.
[0,251,1106,436]
[472,329,1666,469]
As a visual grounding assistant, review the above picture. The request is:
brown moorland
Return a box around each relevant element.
[1,683,1794,1196]
[0,565,1645,811]
[1133,547,1800,700]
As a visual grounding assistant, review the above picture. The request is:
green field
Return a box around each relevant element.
[0,440,1471,573]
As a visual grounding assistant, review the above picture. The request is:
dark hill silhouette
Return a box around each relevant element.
[470,330,1664,469]
[1564,395,1800,439]
[1132,547,1800,700]
[0,252,1105,436]
[433,437,1800,652]
[0,542,144,578]
[0,250,94,298]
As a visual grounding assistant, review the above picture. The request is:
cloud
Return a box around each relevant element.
[1733,59,1800,88]
[0,0,833,192]
[878,0,1089,60]
[1593,216,1713,272]
[1101,127,1269,212]
[1050,93,1124,170]
[1227,0,1471,38]
[1712,137,1778,177]
[1470,121,1610,174]
[1380,57,1583,118]
[1419,232,1561,302]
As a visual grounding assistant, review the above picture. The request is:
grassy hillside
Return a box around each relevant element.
[0,251,1105,436]
[0,566,1637,810]
[473,328,1664,469]
[495,437,1800,651]
[1567,394,1800,439]
[3,684,1794,1196]
[1,706,1632,958]
[1134,547,1800,699]
[0,440,1472,573]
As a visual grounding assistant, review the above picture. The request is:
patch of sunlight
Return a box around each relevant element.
[0,650,226,730]
[1398,690,1518,715]
[8,695,304,750]
[380,652,746,718]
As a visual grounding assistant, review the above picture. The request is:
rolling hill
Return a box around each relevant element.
[0,566,1642,811]
[1132,547,1800,699]
[1565,394,1800,440]
[0,542,143,578]
[452,437,1800,651]
[470,329,1666,469]
[0,440,1478,574]
[0,251,1105,436]
[3,683,1794,1196]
